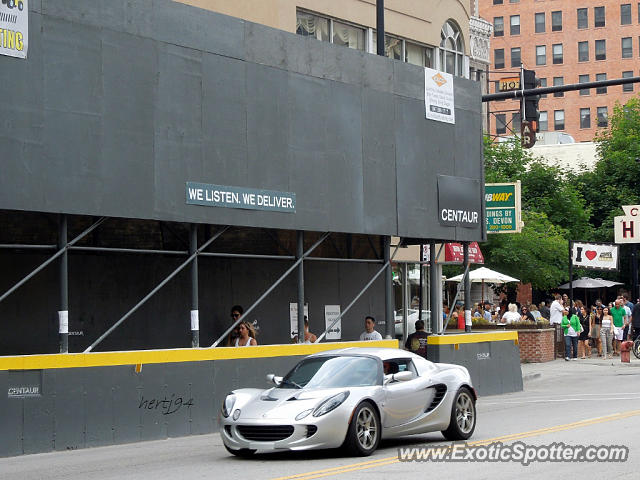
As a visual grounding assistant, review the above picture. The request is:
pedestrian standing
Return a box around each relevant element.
[578,306,591,358]
[405,320,429,358]
[610,299,627,356]
[359,316,383,341]
[600,306,614,359]
[632,299,640,342]
[561,308,580,361]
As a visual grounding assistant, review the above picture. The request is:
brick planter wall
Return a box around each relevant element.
[517,328,555,363]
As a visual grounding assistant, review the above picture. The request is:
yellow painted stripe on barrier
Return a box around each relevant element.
[0,339,398,371]
[427,331,518,345]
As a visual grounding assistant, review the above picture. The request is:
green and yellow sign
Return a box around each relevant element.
[485,182,522,234]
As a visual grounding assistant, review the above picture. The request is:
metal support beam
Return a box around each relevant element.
[376,0,384,57]
[211,232,331,347]
[383,236,394,339]
[85,226,230,353]
[429,240,438,334]
[58,215,69,353]
[463,242,471,332]
[297,231,305,344]
[190,224,199,348]
[317,242,400,343]
[0,217,106,305]
[633,245,638,302]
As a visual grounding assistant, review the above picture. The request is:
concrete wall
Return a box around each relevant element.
[0,0,484,242]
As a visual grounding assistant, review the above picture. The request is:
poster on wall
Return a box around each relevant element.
[571,242,618,271]
[324,305,341,340]
[424,67,455,124]
[0,0,28,59]
[289,303,308,339]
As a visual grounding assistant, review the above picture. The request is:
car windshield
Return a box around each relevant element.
[278,356,380,389]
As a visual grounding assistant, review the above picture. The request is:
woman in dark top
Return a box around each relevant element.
[520,305,536,323]
[578,305,591,358]
[591,305,603,357]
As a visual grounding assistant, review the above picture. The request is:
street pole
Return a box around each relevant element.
[384,235,394,339]
[633,244,638,301]
[463,242,471,332]
[297,231,305,343]
[376,0,384,57]
[58,214,69,353]
[569,240,574,313]
[429,240,438,334]
[419,244,423,322]
[189,224,199,348]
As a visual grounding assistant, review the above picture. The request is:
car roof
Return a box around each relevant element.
[308,347,423,361]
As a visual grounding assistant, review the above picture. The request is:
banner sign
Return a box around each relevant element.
[289,303,308,339]
[186,182,295,213]
[485,182,523,234]
[614,205,640,244]
[425,67,455,124]
[0,0,27,59]
[324,305,341,340]
[437,175,481,228]
[571,242,618,271]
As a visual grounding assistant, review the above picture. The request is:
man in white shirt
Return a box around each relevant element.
[549,294,564,326]
[359,316,383,341]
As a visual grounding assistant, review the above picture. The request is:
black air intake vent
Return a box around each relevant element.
[237,425,294,442]
[425,384,447,413]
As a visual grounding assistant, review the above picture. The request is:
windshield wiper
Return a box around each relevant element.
[280,379,302,389]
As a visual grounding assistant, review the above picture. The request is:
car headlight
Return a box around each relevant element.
[313,391,350,417]
[222,393,236,418]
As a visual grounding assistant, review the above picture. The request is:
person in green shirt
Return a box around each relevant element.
[561,308,581,360]
[610,299,628,356]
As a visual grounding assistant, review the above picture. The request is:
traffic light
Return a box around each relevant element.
[522,69,540,126]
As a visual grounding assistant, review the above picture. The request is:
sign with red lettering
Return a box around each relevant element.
[443,242,484,264]
[614,205,640,244]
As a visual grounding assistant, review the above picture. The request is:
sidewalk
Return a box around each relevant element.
[521,354,640,382]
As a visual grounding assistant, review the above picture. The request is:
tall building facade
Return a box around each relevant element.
[480,0,639,142]
[179,1,492,81]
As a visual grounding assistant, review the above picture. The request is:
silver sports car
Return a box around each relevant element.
[220,347,477,456]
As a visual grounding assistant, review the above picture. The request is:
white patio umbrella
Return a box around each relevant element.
[557,277,623,289]
[446,267,519,303]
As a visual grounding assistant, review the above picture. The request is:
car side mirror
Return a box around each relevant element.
[266,374,282,386]
[393,371,414,382]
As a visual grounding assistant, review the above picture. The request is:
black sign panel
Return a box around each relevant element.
[437,175,482,228]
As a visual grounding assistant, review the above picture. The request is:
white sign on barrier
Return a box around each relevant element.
[572,242,618,271]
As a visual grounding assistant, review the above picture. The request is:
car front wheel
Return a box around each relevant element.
[442,386,476,440]
[344,401,380,456]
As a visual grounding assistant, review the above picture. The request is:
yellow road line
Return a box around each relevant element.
[271,409,640,480]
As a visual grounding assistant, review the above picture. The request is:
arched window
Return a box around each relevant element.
[440,20,465,77]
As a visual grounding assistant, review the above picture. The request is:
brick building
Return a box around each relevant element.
[480,0,640,142]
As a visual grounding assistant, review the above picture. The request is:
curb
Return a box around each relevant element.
[522,372,542,382]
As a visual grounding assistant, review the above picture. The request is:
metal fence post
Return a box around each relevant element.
[190,223,199,348]
[58,214,69,353]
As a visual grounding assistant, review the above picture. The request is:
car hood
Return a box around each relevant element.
[236,387,349,420]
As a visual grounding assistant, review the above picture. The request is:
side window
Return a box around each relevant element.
[384,358,418,378]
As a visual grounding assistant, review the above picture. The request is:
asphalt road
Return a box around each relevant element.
[1,358,639,480]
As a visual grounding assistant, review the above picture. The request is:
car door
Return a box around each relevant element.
[381,358,429,428]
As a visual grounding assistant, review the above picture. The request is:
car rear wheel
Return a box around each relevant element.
[224,444,256,458]
[344,401,380,456]
[442,386,476,440]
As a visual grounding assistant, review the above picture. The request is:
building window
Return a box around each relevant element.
[495,49,505,69]
[579,74,590,95]
[539,77,547,98]
[539,111,548,131]
[597,107,608,127]
[554,110,565,130]
[536,45,546,65]
[553,44,563,64]
[440,20,465,76]
[510,0,519,3]
[405,41,434,67]
[296,11,330,42]
[580,108,591,128]
[622,37,633,58]
[512,112,521,132]
[578,42,589,62]
[594,6,606,27]
[621,4,632,24]
[577,8,588,29]
[511,47,521,67]
[333,20,366,50]
[494,17,504,37]
[535,13,545,33]
[553,77,564,97]
[623,71,634,92]
[510,15,520,35]
[496,114,507,134]
[551,11,563,31]
[596,73,607,93]
[493,0,503,4]
[595,39,606,60]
